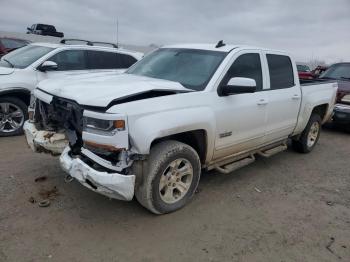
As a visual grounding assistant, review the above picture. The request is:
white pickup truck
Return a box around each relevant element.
[24,43,338,214]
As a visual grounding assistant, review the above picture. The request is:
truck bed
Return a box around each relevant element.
[293,80,338,135]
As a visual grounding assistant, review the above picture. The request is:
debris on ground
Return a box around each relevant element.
[28,196,36,204]
[38,186,59,200]
[38,199,51,208]
[325,237,341,259]
[254,187,262,193]
[326,201,334,206]
[64,175,74,183]
[34,176,47,183]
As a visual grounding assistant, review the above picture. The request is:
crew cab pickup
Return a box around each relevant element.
[27,24,64,38]
[24,43,338,214]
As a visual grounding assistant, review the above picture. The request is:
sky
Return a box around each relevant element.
[0,0,349,64]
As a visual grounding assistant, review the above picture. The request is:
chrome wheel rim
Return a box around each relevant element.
[0,102,24,133]
[307,122,319,148]
[159,158,193,204]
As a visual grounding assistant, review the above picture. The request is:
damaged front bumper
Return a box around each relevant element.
[24,121,68,155]
[59,147,135,201]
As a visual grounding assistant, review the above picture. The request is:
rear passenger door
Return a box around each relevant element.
[262,53,301,143]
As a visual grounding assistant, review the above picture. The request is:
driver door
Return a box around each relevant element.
[213,51,268,160]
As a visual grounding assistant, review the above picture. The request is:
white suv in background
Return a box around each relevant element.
[0,40,143,136]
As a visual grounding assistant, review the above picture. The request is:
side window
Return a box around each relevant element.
[87,51,122,69]
[224,53,263,91]
[120,54,137,68]
[49,50,87,71]
[266,54,294,89]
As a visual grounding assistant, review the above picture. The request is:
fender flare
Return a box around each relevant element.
[129,107,216,162]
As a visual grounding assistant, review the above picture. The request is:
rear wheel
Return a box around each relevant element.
[292,114,321,153]
[0,97,28,137]
[135,140,201,214]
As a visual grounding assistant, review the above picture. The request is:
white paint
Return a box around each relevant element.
[59,147,135,201]
[27,44,338,201]
[0,42,143,95]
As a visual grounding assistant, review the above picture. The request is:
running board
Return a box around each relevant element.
[257,143,287,158]
[214,155,255,174]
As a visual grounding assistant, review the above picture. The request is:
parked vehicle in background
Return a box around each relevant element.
[0,37,31,57]
[297,64,313,80]
[319,63,350,131]
[0,39,143,136]
[24,42,337,214]
[27,24,64,38]
[312,65,328,78]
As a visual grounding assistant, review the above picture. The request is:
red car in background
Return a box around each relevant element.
[0,37,31,57]
[297,64,314,80]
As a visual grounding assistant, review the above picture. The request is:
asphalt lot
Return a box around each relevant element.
[0,127,349,262]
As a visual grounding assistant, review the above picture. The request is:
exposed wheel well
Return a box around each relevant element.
[151,130,207,164]
[0,90,31,106]
[311,104,328,121]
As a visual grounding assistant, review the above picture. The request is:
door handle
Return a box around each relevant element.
[292,94,301,100]
[257,99,268,105]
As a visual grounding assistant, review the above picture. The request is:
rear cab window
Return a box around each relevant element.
[266,54,294,89]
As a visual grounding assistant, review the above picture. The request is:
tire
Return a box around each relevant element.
[292,114,322,153]
[0,96,28,137]
[135,140,201,214]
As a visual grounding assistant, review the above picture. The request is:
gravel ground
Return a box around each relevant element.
[0,127,349,262]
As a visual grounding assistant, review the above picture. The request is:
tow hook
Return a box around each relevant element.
[64,174,74,183]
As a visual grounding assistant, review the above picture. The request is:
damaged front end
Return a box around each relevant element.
[24,94,81,155]
[24,89,136,201]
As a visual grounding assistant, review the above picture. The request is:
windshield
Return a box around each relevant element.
[126,48,227,91]
[0,45,54,69]
[297,65,310,72]
[320,64,350,80]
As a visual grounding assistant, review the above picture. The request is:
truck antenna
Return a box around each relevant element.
[215,40,225,48]
[116,19,119,48]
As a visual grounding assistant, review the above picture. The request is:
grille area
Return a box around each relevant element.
[35,97,84,150]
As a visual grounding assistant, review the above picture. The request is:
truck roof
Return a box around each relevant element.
[162,43,286,54]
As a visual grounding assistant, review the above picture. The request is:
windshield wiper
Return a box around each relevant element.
[341,77,350,81]
[3,58,14,68]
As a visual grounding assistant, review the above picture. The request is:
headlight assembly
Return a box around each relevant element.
[83,117,125,135]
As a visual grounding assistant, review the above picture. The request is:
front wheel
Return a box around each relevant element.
[292,114,321,153]
[0,97,28,137]
[135,140,201,214]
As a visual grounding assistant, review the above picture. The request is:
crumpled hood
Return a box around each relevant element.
[0,66,15,75]
[37,73,191,107]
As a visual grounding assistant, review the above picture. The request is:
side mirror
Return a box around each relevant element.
[27,27,31,31]
[220,77,257,96]
[39,61,58,72]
